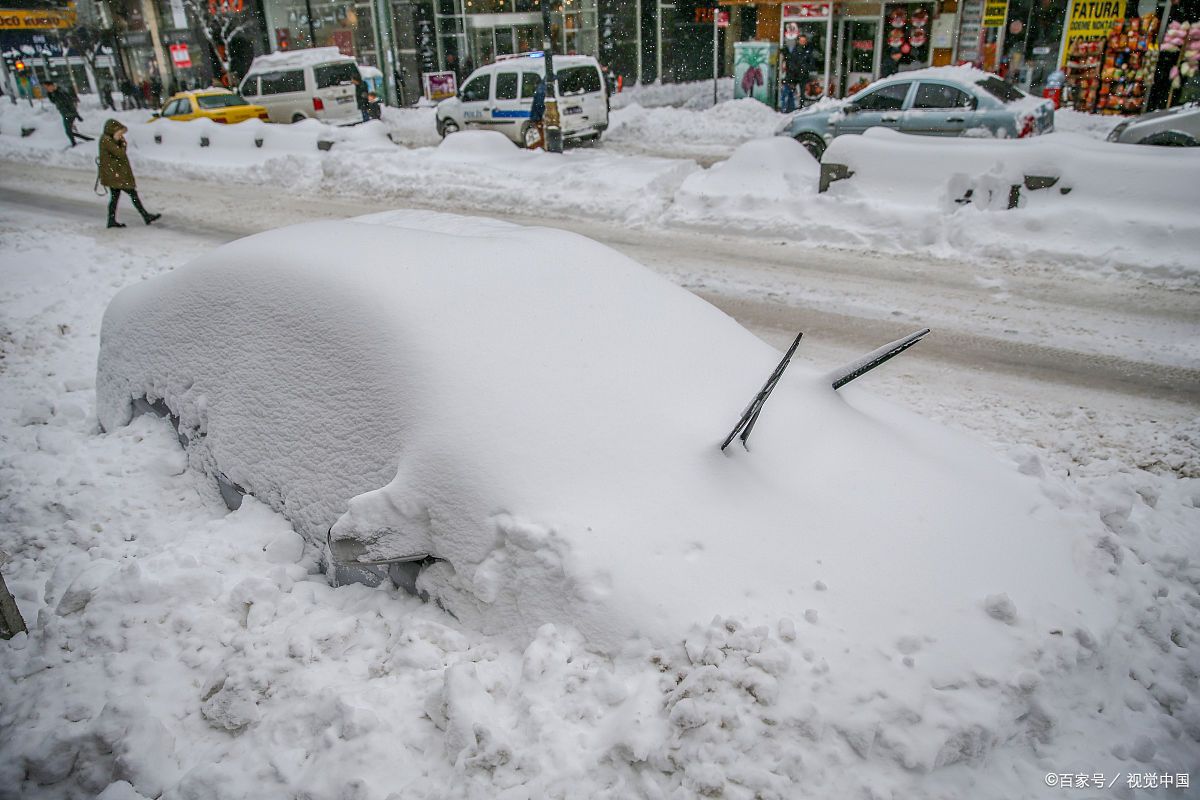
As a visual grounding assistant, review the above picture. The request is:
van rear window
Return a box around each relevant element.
[558,66,601,95]
[259,70,305,95]
[314,62,361,89]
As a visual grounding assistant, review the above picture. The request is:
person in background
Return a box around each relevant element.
[98,119,161,229]
[779,29,818,113]
[366,91,382,121]
[100,81,115,111]
[352,74,369,122]
[527,77,546,150]
[44,80,92,147]
[444,52,462,86]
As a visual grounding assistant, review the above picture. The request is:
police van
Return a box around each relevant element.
[435,53,609,147]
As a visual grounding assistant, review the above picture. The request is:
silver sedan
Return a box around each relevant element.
[776,66,1055,160]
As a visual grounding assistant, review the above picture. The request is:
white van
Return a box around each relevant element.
[239,47,363,125]
[435,53,609,146]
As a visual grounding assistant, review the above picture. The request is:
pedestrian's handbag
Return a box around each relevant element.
[93,157,105,196]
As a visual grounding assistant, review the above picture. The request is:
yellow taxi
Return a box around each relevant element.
[155,88,270,124]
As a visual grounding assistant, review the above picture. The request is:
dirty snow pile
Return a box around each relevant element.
[2,208,1199,799]
[604,97,779,160]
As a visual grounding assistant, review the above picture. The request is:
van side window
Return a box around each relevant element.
[495,72,518,101]
[240,78,258,97]
[460,74,490,103]
[558,66,601,95]
[260,70,305,95]
[520,72,541,98]
[314,62,360,89]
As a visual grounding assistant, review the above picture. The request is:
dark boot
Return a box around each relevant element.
[129,191,159,224]
[107,189,124,228]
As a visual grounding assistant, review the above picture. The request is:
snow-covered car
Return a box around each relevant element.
[435,54,609,146]
[776,66,1055,160]
[96,210,1105,657]
[1106,101,1200,146]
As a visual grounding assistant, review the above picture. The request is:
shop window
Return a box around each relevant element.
[856,82,910,111]
[314,62,361,89]
[520,71,540,98]
[460,73,491,102]
[495,72,519,100]
[260,70,306,95]
[558,65,601,95]
[912,83,973,109]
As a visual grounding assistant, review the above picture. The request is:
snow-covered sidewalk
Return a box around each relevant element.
[2,97,1197,277]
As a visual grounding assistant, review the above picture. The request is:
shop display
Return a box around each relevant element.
[1064,14,1159,115]
[881,2,933,76]
[1162,21,1200,98]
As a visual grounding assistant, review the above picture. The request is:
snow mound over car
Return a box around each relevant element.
[97,210,1113,661]
[668,137,819,228]
[430,129,520,162]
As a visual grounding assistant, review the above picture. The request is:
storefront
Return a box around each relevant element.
[431,0,598,72]
[260,0,380,62]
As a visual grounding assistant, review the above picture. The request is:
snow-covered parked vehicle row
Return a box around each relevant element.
[96,210,1109,657]
[776,65,1055,159]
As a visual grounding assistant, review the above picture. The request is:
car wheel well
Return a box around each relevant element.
[795,132,826,161]
[291,113,307,124]
[1138,129,1198,147]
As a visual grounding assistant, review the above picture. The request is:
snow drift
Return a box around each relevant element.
[98,210,1113,662]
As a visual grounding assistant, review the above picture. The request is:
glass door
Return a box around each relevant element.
[494,26,515,56]
[842,20,878,96]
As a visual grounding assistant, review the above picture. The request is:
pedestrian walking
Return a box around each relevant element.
[97,119,161,229]
[44,80,93,147]
[779,26,819,113]
[366,91,383,121]
[352,74,369,122]
[100,81,115,111]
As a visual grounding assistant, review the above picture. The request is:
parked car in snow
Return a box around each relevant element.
[776,66,1055,160]
[435,53,609,146]
[238,46,363,125]
[95,210,1101,654]
[153,89,269,124]
[1106,101,1200,146]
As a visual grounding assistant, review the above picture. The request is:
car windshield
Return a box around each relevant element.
[975,77,1026,103]
[195,94,250,109]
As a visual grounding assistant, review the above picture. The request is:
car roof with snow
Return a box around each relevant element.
[96,210,1109,659]
[245,46,355,72]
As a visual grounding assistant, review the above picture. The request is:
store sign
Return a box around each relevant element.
[782,3,831,18]
[1059,0,1126,64]
[982,0,1008,27]
[0,8,76,30]
[169,43,191,68]
[423,70,457,101]
[170,0,187,29]
[956,0,984,63]
[852,39,874,50]
[120,31,151,48]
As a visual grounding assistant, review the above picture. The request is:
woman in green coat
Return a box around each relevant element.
[98,119,161,229]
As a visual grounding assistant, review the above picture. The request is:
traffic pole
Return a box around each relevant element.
[712,3,719,106]
[540,0,563,153]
